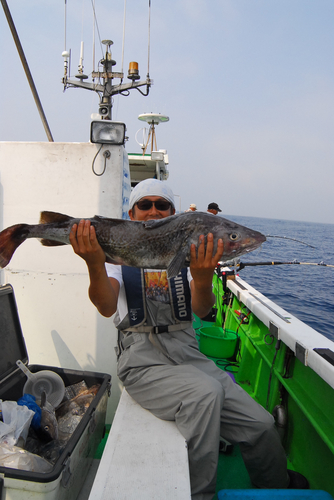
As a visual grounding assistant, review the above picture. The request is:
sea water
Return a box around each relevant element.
[222,215,334,342]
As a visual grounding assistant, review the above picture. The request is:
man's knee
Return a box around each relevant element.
[196,376,225,408]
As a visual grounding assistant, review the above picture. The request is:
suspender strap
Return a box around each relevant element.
[169,268,192,322]
[122,322,193,334]
[122,266,147,327]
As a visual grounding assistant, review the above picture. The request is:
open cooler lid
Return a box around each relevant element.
[0,284,28,383]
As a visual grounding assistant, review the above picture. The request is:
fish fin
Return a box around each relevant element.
[143,217,174,229]
[40,211,73,225]
[40,239,67,247]
[40,212,75,245]
[0,224,30,268]
[167,250,187,279]
[92,215,125,225]
[41,391,46,408]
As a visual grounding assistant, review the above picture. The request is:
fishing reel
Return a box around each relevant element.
[216,261,239,293]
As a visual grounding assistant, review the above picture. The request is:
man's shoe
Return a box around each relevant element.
[287,470,309,489]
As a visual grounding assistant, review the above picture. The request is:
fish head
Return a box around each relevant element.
[35,406,58,442]
[39,409,58,441]
[37,392,59,442]
[211,216,266,260]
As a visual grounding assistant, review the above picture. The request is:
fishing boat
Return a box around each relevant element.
[1,1,334,499]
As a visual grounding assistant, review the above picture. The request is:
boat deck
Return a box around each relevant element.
[216,447,252,492]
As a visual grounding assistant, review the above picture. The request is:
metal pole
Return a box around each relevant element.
[1,0,54,142]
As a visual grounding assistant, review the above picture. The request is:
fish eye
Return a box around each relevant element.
[229,233,239,241]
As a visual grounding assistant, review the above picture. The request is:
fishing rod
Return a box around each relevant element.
[238,260,334,270]
[216,259,334,294]
[219,260,334,271]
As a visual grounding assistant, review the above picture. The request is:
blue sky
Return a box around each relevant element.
[1,0,333,223]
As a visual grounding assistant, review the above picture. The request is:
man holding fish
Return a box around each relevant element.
[70,179,308,499]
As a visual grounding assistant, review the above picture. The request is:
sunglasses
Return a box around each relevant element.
[136,199,172,211]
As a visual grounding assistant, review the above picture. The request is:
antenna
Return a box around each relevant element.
[76,41,88,80]
[92,0,95,74]
[147,0,151,78]
[138,113,169,155]
[61,3,152,118]
[121,0,127,80]
[62,50,70,80]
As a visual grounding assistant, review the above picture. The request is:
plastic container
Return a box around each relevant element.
[16,359,65,407]
[199,327,238,359]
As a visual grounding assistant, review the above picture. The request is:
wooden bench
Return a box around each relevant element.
[88,389,191,499]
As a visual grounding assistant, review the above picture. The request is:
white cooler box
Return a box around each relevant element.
[0,284,111,500]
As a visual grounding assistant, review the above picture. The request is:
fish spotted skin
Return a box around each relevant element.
[0,211,266,278]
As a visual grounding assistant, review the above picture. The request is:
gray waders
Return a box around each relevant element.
[115,301,289,500]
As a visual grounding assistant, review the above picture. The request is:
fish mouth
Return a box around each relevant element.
[243,233,266,252]
[226,233,266,258]
[243,242,263,253]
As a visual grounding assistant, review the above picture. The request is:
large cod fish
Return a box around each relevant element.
[0,211,266,278]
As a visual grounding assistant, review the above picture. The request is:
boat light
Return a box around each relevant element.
[90,121,126,145]
[128,61,140,80]
[151,151,164,161]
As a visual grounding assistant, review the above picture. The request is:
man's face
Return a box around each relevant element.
[208,208,218,215]
[129,196,175,221]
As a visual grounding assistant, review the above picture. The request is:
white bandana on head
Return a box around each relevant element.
[129,179,175,210]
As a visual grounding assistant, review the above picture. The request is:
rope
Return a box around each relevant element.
[266,234,316,249]
[90,0,104,58]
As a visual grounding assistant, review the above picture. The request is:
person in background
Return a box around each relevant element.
[186,203,197,212]
[69,178,309,500]
[207,202,222,215]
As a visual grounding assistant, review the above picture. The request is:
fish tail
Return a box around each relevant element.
[0,224,30,268]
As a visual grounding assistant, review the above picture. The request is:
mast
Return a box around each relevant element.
[1,0,54,142]
[62,39,151,121]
